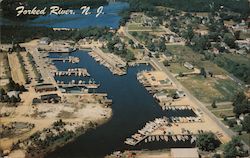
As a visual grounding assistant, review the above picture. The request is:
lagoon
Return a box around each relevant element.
[46,50,196,158]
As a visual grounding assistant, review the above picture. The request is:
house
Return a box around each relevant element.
[39,37,51,45]
[236,49,247,55]
[35,83,57,93]
[176,90,186,98]
[7,91,20,98]
[212,48,220,54]
[40,94,61,103]
[235,39,250,50]
[170,148,199,158]
[32,98,42,105]
[184,62,194,70]
[159,79,172,86]
[114,43,123,51]
[153,92,172,102]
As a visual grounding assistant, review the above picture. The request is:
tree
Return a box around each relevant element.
[223,137,247,158]
[163,60,170,67]
[182,26,194,41]
[191,35,210,52]
[223,33,236,48]
[0,88,6,95]
[211,100,217,108]
[227,119,236,128]
[128,39,134,46]
[242,115,250,132]
[234,31,241,40]
[196,132,219,151]
[10,96,18,103]
[233,92,246,106]
[233,100,249,117]
[200,67,207,78]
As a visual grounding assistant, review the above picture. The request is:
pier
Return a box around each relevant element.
[125,117,169,146]
[50,56,80,63]
[57,83,100,89]
[125,117,223,146]
[90,47,127,75]
[53,68,90,77]
[57,79,100,89]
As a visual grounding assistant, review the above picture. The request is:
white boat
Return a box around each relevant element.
[191,136,196,143]
[148,136,152,142]
[160,135,164,140]
[181,136,186,141]
[172,135,177,142]
[164,135,168,141]
[152,136,155,141]
[177,135,182,141]
[156,135,159,141]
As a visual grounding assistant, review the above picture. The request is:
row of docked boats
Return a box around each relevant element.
[170,116,203,123]
[125,117,169,146]
[53,68,90,77]
[144,135,197,143]
[161,105,192,111]
[56,79,100,89]
[89,51,126,76]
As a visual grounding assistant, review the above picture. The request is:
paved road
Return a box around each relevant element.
[123,25,249,151]
[150,58,250,151]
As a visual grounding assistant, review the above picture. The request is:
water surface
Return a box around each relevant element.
[46,50,196,158]
[0,2,128,29]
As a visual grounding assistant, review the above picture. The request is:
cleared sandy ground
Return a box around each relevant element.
[0,94,112,152]
[8,53,26,84]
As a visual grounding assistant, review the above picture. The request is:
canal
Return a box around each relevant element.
[46,50,196,158]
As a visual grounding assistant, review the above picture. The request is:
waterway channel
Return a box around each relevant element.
[46,50,196,158]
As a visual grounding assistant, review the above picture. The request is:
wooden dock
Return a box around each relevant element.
[58,83,100,89]
[53,68,90,77]
[50,56,80,63]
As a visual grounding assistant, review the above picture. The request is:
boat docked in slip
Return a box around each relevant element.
[164,135,168,141]
[172,135,177,142]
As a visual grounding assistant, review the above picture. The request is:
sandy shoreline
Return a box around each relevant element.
[29,113,113,158]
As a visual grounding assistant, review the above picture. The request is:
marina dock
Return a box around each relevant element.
[53,68,90,77]
[124,117,220,146]
[90,47,127,75]
[50,56,80,63]
[57,79,100,89]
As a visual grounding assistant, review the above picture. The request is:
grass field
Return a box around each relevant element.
[207,103,233,111]
[223,54,250,65]
[167,45,203,64]
[180,76,241,103]
[128,23,153,31]
[197,61,227,75]
[211,109,235,118]
[167,46,229,75]
[168,63,193,74]
[207,103,235,118]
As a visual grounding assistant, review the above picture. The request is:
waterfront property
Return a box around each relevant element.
[44,50,201,158]
[89,47,127,75]
[40,94,61,103]
[34,83,57,93]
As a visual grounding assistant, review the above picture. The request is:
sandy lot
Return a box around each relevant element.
[8,53,26,85]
